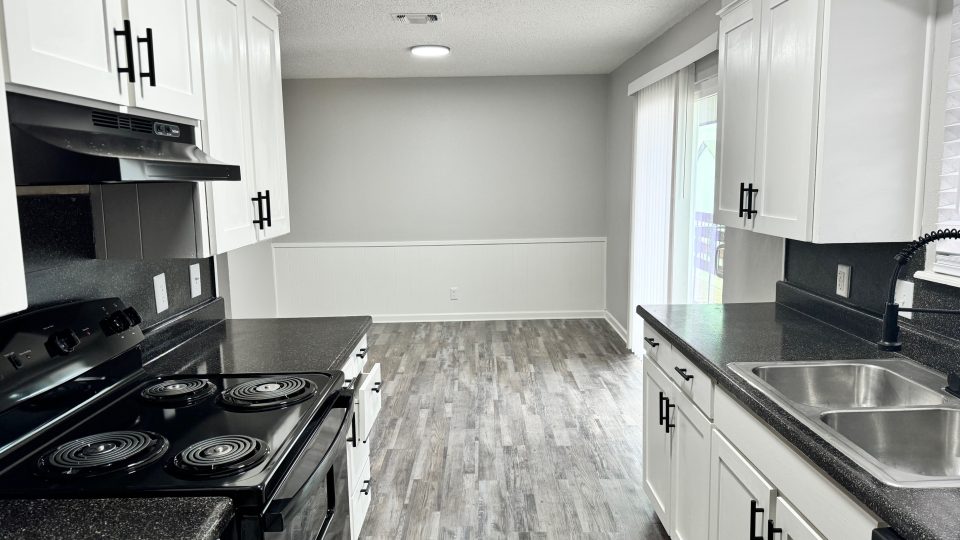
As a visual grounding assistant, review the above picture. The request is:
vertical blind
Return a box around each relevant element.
[935,2,960,275]
[633,73,679,306]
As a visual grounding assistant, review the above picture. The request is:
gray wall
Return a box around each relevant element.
[604,0,722,329]
[280,76,608,242]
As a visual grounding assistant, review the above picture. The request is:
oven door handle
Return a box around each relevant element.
[261,392,354,534]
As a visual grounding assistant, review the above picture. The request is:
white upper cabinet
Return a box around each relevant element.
[716,0,934,243]
[126,0,204,120]
[198,0,258,254]
[0,30,26,318]
[715,0,760,230]
[2,0,128,105]
[245,0,290,239]
[1,0,204,120]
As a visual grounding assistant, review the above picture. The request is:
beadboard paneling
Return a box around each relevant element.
[272,239,606,321]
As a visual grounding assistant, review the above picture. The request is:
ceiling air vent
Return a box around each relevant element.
[393,13,440,24]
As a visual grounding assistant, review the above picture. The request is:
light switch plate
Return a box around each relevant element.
[189,263,201,298]
[154,273,169,313]
[895,279,915,319]
[836,264,851,298]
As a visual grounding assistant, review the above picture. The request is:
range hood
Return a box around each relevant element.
[7,93,240,185]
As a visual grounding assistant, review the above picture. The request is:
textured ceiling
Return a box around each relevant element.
[277,0,710,79]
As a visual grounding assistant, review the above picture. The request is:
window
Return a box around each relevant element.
[932,2,960,276]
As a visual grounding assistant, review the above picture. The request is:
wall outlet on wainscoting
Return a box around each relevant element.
[449,287,459,301]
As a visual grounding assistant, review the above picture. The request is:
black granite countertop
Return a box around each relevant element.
[143,316,373,375]
[636,302,960,540]
[0,497,232,540]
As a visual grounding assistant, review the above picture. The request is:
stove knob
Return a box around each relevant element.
[46,329,80,356]
[101,311,131,335]
[122,307,142,327]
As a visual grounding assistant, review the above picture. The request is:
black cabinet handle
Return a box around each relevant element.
[674,367,694,381]
[137,28,156,87]
[346,414,357,448]
[750,500,765,540]
[665,401,676,433]
[114,20,135,83]
[745,183,759,219]
[767,520,782,540]
[252,191,266,229]
[360,479,371,495]
[658,392,667,425]
[659,392,676,434]
[737,182,747,217]
[372,382,382,393]
[356,348,368,359]
[644,337,659,348]
[263,189,272,227]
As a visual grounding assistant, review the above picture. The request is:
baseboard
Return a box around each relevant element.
[372,310,607,323]
[604,311,628,346]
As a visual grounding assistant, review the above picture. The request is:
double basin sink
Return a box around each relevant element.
[729,359,960,487]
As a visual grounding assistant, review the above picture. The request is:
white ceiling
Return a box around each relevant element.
[277,0,710,79]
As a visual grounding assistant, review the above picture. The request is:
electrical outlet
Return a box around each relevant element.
[836,264,851,298]
[153,273,169,313]
[449,287,459,301]
[895,279,915,319]
[189,263,202,298]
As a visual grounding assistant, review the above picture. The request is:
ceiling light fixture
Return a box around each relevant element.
[410,45,450,58]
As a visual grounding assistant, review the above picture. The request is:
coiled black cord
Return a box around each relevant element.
[894,228,960,264]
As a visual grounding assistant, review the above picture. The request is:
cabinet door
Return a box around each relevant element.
[642,358,674,529]
[245,0,290,239]
[751,0,822,240]
[2,0,127,105]
[709,429,776,540]
[715,0,761,229]
[0,41,27,318]
[127,0,204,119]
[357,363,382,443]
[670,391,711,540]
[198,0,258,254]
[773,497,826,540]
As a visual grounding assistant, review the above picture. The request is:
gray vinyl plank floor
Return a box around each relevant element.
[360,319,670,540]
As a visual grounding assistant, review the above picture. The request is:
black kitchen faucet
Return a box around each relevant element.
[878,229,960,353]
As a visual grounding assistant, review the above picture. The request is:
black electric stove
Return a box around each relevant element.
[0,299,354,540]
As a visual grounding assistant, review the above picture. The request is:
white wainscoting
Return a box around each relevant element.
[271,238,607,322]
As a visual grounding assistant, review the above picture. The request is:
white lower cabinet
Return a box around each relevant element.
[772,496,826,540]
[343,334,378,540]
[642,357,674,529]
[642,342,882,540]
[709,430,776,540]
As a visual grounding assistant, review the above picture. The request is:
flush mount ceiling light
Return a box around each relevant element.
[410,45,450,58]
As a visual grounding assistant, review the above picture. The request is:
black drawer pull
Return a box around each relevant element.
[356,348,368,359]
[644,337,659,348]
[750,500,764,540]
[674,367,694,381]
[767,520,782,540]
[372,381,382,393]
[360,479,371,495]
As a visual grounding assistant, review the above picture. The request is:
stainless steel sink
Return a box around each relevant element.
[822,408,960,478]
[751,363,944,408]
[729,358,960,487]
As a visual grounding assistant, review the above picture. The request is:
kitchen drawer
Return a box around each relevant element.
[346,410,369,491]
[358,363,382,443]
[665,351,713,419]
[341,335,368,387]
[349,458,372,540]
[643,322,670,363]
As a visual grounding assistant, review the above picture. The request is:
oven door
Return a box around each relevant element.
[260,392,353,540]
